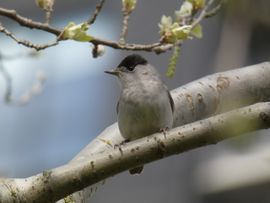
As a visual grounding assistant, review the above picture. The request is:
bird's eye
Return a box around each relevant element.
[126,66,135,72]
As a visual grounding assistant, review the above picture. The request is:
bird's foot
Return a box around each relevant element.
[114,139,130,155]
[114,139,130,149]
[160,127,169,138]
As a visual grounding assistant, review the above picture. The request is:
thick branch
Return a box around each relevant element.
[0,62,268,203]
[57,61,270,202]
[1,102,270,203]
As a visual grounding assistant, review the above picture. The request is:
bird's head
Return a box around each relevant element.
[105,54,160,88]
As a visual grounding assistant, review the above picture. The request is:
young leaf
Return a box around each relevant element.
[175,1,193,20]
[172,25,192,40]
[61,22,93,42]
[158,15,173,34]
[122,0,137,13]
[35,0,54,11]
[187,0,205,10]
[191,24,203,38]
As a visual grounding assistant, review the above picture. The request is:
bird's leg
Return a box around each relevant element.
[113,139,130,149]
[160,127,169,138]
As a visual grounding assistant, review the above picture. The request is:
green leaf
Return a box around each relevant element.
[191,24,203,38]
[175,1,193,21]
[166,46,180,78]
[158,15,173,34]
[172,25,192,40]
[122,0,137,13]
[61,22,93,42]
[187,0,205,10]
[35,0,53,11]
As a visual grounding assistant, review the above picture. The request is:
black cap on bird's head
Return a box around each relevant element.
[117,54,147,70]
[105,54,148,75]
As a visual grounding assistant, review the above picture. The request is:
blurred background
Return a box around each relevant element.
[0,0,270,202]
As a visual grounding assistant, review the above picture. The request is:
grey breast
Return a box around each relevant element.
[117,85,173,140]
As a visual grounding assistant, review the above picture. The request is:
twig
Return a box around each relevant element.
[0,7,60,35]
[191,0,215,27]
[0,51,39,60]
[45,10,52,24]
[0,0,223,54]
[0,7,170,52]
[119,11,130,44]
[0,54,12,103]
[87,0,106,25]
[0,24,58,51]
[205,0,224,18]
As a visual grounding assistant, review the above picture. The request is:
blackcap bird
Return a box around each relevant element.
[105,54,174,174]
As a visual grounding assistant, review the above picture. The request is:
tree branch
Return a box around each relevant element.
[57,61,270,202]
[0,23,58,51]
[205,0,225,18]
[1,101,270,203]
[0,7,61,35]
[191,0,214,27]
[0,62,268,202]
[0,0,218,53]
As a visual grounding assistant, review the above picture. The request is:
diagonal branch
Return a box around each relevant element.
[87,0,106,25]
[0,23,58,51]
[0,54,12,102]
[191,0,214,27]
[1,102,270,203]
[205,0,225,18]
[56,61,270,202]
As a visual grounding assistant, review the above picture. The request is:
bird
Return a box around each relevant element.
[105,54,174,174]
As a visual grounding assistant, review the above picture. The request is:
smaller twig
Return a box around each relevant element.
[0,51,39,60]
[191,0,215,28]
[119,11,130,44]
[87,0,106,25]
[205,0,224,18]
[0,51,47,105]
[42,0,55,24]
[45,10,52,24]
[0,23,58,51]
[0,55,12,103]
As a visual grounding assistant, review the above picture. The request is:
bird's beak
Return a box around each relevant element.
[104,68,119,76]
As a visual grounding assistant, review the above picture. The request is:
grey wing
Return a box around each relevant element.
[116,100,119,114]
[163,84,174,113]
[167,90,175,113]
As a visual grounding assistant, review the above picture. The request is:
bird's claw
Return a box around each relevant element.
[160,127,169,138]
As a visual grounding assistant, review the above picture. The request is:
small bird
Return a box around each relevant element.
[105,54,174,174]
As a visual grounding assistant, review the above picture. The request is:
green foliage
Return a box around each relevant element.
[175,1,193,21]
[159,16,192,43]
[187,0,205,10]
[122,0,137,13]
[159,0,206,77]
[191,24,203,38]
[35,0,53,11]
[166,46,180,78]
[61,22,93,42]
